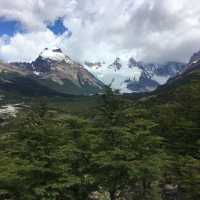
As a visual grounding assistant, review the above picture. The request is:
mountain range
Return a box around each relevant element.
[0,48,103,97]
[84,57,185,93]
[0,47,200,98]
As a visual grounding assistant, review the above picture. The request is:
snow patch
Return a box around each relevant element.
[84,60,142,93]
[65,56,74,65]
[33,71,40,76]
[0,105,18,117]
[192,60,199,64]
[40,48,66,61]
[151,74,170,85]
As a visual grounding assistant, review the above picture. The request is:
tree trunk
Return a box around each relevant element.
[110,190,116,200]
[142,179,147,197]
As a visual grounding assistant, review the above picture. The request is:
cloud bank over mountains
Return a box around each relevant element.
[0,0,200,63]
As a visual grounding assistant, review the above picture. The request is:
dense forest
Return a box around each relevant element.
[0,75,199,200]
[1,0,200,199]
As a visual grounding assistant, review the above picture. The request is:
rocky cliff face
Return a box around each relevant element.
[1,48,104,96]
[84,57,185,93]
[0,47,193,95]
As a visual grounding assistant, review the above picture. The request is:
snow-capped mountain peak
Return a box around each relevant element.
[128,57,138,68]
[39,48,73,64]
[109,57,122,71]
[8,48,104,95]
[84,57,185,93]
[84,57,143,93]
[40,48,66,61]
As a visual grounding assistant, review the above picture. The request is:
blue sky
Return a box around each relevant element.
[0,17,67,37]
[0,19,22,36]
[47,18,69,36]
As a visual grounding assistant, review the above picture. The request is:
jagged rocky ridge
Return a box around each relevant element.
[0,48,104,96]
[84,57,186,93]
[168,50,200,83]
[1,48,199,95]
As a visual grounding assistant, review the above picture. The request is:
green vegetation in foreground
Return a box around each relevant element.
[0,82,199,200]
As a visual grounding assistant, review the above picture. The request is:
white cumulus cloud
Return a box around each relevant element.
[0,0,200,63]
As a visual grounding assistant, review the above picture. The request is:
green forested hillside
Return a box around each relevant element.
[0,71,102,98]
[0,67,199,200]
